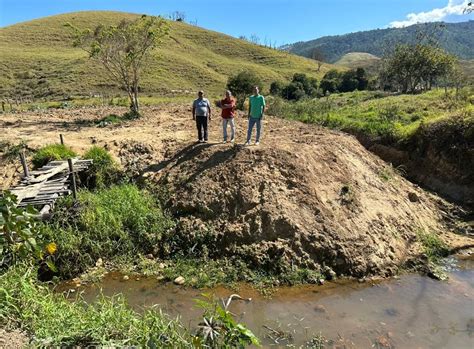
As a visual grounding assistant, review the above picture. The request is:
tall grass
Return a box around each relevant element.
[0,266,192,347]
[267,89,473,141]
[49,184,173,278]
[32,143,77,168]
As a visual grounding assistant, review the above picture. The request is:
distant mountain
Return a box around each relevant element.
[282,21,474,63]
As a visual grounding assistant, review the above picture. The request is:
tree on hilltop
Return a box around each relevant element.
[66,15,168,116]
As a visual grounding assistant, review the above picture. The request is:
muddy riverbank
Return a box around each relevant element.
[58,255,474,348]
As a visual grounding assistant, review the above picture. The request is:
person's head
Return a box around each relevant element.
[225,90,232,99]
[253,86,260,95]
[198,90,204,98]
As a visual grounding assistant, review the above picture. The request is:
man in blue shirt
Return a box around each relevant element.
[245,86,265,146]
[192,90,212,143]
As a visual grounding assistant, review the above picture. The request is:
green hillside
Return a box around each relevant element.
[0,11,330,100]
[283,21,474,62]
[334,52,381,74]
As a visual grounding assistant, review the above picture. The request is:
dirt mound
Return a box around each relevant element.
[148,118,457,278]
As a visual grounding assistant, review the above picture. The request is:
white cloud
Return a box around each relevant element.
[390,0,470,28]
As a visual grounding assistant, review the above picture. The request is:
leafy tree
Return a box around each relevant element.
[292,73,318,96]
[380,43,456,93]
[282,82,306,101]
[270,81,285,96]
[226,71,262,109]
[67,15,168,116]
[320,69,342,94]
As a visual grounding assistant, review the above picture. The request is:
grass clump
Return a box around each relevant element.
[0,266,192,347]
[48,184,173,278]
[82,146,121,188]
[416,230,449,262]
[32,143,77,168]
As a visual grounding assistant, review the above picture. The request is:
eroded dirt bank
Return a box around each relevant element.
[1,105,473,277]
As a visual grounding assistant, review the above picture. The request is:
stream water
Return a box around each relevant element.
[60,256,473,348]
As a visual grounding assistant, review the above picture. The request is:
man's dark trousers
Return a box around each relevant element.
[196,115,208,141]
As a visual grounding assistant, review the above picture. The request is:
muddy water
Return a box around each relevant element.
[61,257,474,348]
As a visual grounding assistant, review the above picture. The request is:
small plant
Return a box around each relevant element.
[416,230,449,262]
[194,294,260,348]
[0,192,56,271]
[32,144,77,168]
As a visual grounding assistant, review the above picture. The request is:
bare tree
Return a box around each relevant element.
[249,34,260,45]
[170,11,186,22]
[67,16,168,116]
[311,48,326,72]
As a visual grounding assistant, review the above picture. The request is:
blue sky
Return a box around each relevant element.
[0,0,472,44]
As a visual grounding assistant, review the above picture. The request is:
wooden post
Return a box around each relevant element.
[20,150,29,178]
[60,134,64,145]
[67,159,77,200]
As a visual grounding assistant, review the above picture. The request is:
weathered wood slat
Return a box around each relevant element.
[7,157,92,219]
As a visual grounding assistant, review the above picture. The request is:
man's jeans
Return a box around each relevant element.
[246,117,262,143]
[222,118,235,141]
[196,115,208,141]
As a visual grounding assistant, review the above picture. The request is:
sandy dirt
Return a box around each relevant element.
[1,105,473,277]
[0,329,28,349]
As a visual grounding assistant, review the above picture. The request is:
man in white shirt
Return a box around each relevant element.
[192,90,212,143]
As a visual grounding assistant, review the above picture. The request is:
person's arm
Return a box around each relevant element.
[192,104,196,120]
[261,97,266,118]
[248,98,251,119]
[223,99,235,109]
[207,100,212,120]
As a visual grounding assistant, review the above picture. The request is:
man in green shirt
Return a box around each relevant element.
[245,86,266,146]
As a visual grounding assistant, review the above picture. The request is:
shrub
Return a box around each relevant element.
[32,144,77,168]
[227,71,263,109]
[0,192,56,272]
[82,146,120,188]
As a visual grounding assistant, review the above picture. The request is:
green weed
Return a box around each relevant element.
[32,143,77,168]
[416,230,449,262]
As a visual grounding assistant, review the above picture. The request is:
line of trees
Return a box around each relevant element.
[269,68,371,101]
[380,44,457,93]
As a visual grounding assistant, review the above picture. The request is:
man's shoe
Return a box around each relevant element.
[255,141,260,146]
[244,141,250,146]
[223,140,227,144]
[230,138,235,143]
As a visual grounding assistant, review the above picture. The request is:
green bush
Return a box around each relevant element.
[0,192,56,272]
[48,184,173,278]
[32,144,77,168]
[227,71,263,109]
[82,146,120,188]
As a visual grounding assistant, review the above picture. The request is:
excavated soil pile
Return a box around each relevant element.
[151,119,450,278]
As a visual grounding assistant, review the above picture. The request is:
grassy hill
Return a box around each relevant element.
[334,52,381,74]
[0,11,330,100]
[283,21,474,62]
